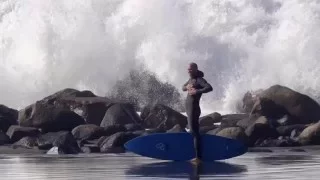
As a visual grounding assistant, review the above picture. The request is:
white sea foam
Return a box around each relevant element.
[0,0,320,113]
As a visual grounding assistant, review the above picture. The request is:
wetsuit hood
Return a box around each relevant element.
[196,70,204,78]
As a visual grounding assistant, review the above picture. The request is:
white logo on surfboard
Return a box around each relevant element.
[155,143,166,151]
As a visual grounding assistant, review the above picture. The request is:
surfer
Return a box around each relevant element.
[182,62,213,164]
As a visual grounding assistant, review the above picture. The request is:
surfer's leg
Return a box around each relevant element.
[187,109,197,157]
[193,108,201,159]
[187,102,202,162]
[189,107,201,160]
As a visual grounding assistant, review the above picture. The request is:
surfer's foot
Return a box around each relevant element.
[190,158,202,165]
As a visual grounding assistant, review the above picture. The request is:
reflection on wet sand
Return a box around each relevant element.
[255,154,316,165]
[126,161,247,179]
[0,151,319,179]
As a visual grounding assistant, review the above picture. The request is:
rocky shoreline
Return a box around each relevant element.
[0,84,320,155]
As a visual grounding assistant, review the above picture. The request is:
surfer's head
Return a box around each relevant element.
[188,62,198,78]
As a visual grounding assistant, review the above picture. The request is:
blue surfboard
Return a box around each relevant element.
[124,133,247,161]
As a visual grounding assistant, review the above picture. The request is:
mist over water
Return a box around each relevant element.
[1,0,320,113]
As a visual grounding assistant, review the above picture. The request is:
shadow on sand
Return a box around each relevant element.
[126,161,247,179]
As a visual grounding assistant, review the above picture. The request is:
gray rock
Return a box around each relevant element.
[141,104,187,131]
[256,137,300,147]
[245,123,278,146]
[276,124,307,137]
[199,112,222,127]
[221,114,250,128]
[166,124,186,133]
[206,127,223,135]
[72,124,106,141]
[37,131,80,154]
[0,131,10,145]
[200,126,218,134]
[6,125,40,142]
[216,127,248,144]
[298,122,320,145]
[236,114,261,129]
[100,103,142,127]
[124,123,144,131]
[103,124,127,136]
[249,85,320,124]
[18,102,85,132]
[0,105,18,132]
[54,96,112,125]
[99,132,138,153]
[81,144,100,153]
[12,136,38,149]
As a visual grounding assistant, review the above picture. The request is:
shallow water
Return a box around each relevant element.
[0,148,319,180]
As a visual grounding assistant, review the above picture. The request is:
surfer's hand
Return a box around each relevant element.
[188,88,197,95]
[186,84,193,90]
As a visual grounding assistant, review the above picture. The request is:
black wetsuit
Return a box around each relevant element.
[182,70,212,159]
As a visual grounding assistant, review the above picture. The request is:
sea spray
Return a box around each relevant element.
[0,0,320,114]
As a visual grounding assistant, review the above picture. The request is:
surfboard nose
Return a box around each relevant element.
[124,137,138,152]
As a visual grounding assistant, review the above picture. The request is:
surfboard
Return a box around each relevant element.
[124,132,247,161]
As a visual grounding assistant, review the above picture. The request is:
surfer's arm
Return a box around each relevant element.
[196,78,213,94]
[182,80,189,91]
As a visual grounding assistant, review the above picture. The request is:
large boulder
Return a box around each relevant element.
[276,124,307,137]
[251,97,289,121]
[237,115,288,129]
[200,126,218,134]
[41,88,96,105]
[124,123,144,131]
[12,136,38,149]
[216,127,248,144]
[240,89,264,113]
[220,114,249,128]
[81,144,100,153]
[199,112,222,127]
[54,97,113,126]
[72,124,106,141]
[132,130,146,136]
[99,132,138,153]
[100,103,142,127]
[298,121,320,145]
[18,102,85,132]
[247,85,320,124]
[97,136,108,147]
[37,131,80,153]
[0,131,10,145]
[0,105,18,132]
[81,125,127,147]
[141,104,187,131]
[103,125,127,136]
[206,127,222,135]
[245,122,278,146]
[6,125,40,142]
[274,114,296,126]
[236,115,264,129]
[166,124,186,133]
[28,88,111,126]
